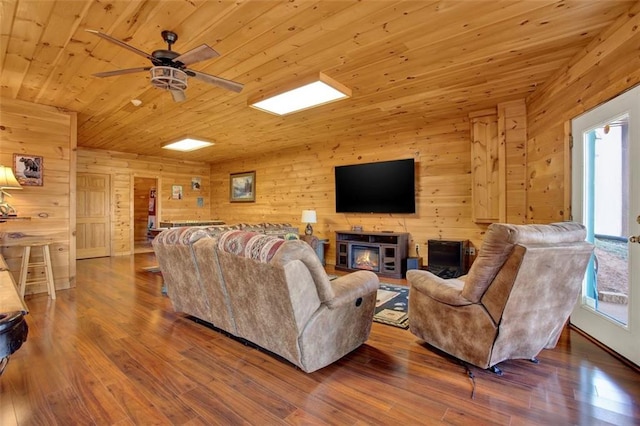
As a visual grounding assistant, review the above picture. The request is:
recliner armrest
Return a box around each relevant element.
[406,270,472,306]
[326,271,379,309]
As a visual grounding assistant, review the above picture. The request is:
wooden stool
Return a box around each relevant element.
[19,243,56,300]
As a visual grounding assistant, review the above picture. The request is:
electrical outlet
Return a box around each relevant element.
[415,243,420,252]
[469,247,476,256]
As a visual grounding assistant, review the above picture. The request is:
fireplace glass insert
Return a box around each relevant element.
[351,245,380,272]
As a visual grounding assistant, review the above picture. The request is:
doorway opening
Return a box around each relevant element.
[134,177,158,254]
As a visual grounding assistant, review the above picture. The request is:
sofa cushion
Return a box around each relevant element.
[153,226,210,246]
[202,224,243,238]
[462,222,587,303]
[506,222,586,244]
[258,222,292,228]
[270,239,335,303]
[218,230,284,263]
[462,224,515,303]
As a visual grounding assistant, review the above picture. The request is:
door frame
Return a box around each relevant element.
[130,173,161,253]
[570,84,639,366]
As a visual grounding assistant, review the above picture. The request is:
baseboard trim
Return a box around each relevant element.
[568,324,639,373]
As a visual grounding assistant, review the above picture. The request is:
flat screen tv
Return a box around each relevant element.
[335,158,416,214]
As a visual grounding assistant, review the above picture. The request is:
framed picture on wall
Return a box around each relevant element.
[172,185,183,200]
[191,177,201,191]
[230,171,255,202]
[13,154,43,186]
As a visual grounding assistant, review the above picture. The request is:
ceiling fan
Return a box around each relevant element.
[86,29,243,102]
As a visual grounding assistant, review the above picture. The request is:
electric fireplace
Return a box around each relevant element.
[351,245,380,272]
[335,231,409,279]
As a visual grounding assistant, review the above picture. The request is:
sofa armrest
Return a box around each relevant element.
[326,271,379,309]
[406,270,472,306]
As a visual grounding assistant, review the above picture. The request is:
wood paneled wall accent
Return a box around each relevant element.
[77,149,211,255]
[469,109,500,223]
[499,99,528,225]
[526,3,640,223]
[469,100,528,225]
[0,98,76,294]
[209,116,489,267]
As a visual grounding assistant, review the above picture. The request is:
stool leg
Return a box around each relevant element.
[19,246,31,298]
[42,245,56,300]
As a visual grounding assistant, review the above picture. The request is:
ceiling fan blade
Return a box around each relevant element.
[93,67,150,78]
[86,29,155,61]
[174,44,219,66]
[170,89,186,102]
[189,70,244,93]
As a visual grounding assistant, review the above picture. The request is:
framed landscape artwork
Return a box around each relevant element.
[230,171,255,202]
[13,154,43,186]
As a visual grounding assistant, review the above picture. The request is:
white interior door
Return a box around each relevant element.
[571,85,639,366]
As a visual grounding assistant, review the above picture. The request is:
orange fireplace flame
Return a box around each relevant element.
[354,249,379,270]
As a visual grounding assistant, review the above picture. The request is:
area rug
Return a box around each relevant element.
[374,283,409,329]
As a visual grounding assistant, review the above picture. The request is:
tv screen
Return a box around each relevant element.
[335,159,416,214]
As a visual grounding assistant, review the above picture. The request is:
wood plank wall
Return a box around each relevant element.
[470,100,527,226]
[469,109,500,223]
[526,3,640,223]
[499,100,528,225]
[0,97,75,294]
[209,116,489,267]
[77,149,211,255]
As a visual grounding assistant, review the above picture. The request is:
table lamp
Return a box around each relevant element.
[301,210,317,236]
[0,165,22,217]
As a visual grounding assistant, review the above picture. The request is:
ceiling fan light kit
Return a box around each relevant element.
[87,29,243,102]
[150,66,188,91]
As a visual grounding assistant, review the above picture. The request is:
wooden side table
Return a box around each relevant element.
[0,216,30,224]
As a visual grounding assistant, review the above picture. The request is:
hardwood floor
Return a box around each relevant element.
[133,237,154,254]
[1,253,638,425]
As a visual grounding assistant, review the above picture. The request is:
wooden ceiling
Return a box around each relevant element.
[1,0,635,163]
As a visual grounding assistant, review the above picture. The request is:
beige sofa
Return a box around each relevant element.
[407,222,593,371]
[152,227,379,373]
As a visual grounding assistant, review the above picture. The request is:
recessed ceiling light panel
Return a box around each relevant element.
[250,72,351,116]
[162,138,214,152]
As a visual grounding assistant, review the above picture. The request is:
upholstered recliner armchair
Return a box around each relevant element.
[407,222,593,371]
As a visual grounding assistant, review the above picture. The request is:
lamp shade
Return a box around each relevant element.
[0,166,21,189]
[301,210,317,224]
